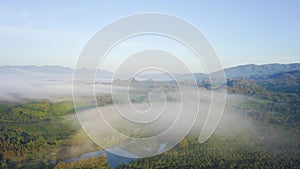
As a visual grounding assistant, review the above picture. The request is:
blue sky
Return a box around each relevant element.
[0,0,299,69]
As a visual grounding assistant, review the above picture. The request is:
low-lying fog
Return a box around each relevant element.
[0,72,115,101]
[74,92,300,158]
[1,67,299,159]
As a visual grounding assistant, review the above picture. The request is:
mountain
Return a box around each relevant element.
[255,70,300,95]
[223,63,300,79]
[0,65,73,75]
[178,63,300,83]
[0,65,112,79]
[1,63,300,82]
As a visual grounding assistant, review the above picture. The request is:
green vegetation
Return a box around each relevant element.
[117,134,300,169]
[256,70,300,95]
[0,100,100,168]
[54,155,110,169]
[2,94,299,168]
[116,90,300,169]
[116,72,300,168]
[227,78,300,130]
[1,68,300,168]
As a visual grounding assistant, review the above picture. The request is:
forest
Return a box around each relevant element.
[116,75,300,168]
[0,68,300,168]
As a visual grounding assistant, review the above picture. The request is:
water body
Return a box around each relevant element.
[57,143,167,168]
[57,147,139,169]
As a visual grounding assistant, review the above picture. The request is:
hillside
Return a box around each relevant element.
[223,63,300,79]
[226,75,300,129]
[255,70,300,95]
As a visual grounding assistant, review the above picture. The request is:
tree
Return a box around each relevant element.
[179,138,189,149]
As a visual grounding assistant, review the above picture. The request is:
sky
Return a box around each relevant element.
[0,0,299,70]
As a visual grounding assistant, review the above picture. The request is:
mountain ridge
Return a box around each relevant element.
[223,63,300,79]
[1,63,300,79]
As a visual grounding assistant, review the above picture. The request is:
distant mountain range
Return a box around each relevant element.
[177,63,300,81]
[0,65,73,75]
[0,65,112,80]
[223,63,300,79]
[0,63,299,80]
[0,63,299,101]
